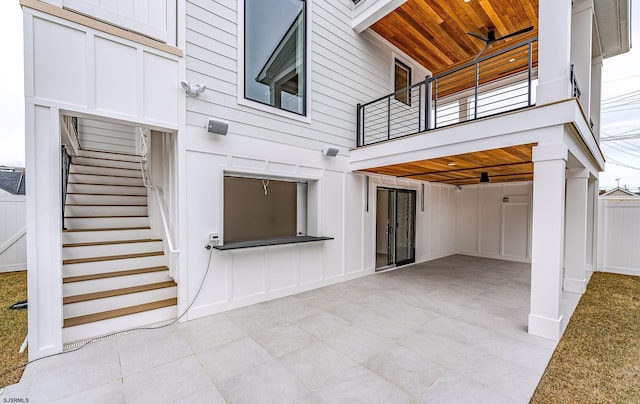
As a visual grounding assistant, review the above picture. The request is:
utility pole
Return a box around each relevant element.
[615,178,621,188]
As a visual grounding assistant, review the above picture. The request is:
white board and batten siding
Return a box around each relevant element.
[184,0,429,153]
[61,0,177,45]
[0,195,27,272]
[598,197,640,276]
[25,8,180,130]
[456,183,532,263]
[182,133,363,318]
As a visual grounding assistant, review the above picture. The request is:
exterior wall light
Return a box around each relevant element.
[181,80,206,97]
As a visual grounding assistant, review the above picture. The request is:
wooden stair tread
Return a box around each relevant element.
[64,281,177,304]
[69,172,143,180]
[65,215,148,219]
[71,163,140,171]
[70,169,140,179]
[66,192,146,197]
[64,266,169,283]
[67,182,145,187]
[80,148,139,157]
[65,204,146,207]
[63,251,163,265]
[63,298,177,328]
[63,239,162,248]
[73,157,140,164]
[63,227,151,233]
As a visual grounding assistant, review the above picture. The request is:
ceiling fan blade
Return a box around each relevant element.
[495,26,534,41]
[468,32,490,42]
[474,43,490,61]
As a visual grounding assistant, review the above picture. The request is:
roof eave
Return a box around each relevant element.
[595,0,632,59]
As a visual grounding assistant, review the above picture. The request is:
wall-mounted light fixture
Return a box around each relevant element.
[207,118,229,135]
[480,172,490,183]
[322,146,339,157]
[181,81,206,97]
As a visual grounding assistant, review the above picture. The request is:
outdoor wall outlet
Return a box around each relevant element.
[208,233,219,244]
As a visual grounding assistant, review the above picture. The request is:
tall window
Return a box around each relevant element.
[394,59,411,105]
[245,0,306,115]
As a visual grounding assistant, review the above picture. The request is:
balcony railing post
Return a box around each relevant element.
[424,75,432,130]
[474,62,479,119]
[387,96,391,140]
[356,103,362,147]
[418,83,422,132]
[433,78,438,128]
[527,41,533,107]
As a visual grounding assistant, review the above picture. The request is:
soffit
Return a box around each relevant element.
[362,143,537,185]
[370,0,539,75]
[593,0,631,58]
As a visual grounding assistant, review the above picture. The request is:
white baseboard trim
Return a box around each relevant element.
[0,264,27,273]
[601,266,640,277]
[528,313,564,341]
[563,277,587,293]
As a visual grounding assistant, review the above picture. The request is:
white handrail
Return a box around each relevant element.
[138,128,179,253]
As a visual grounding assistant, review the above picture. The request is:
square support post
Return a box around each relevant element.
[564,168,589,293]
[529,143,568,340]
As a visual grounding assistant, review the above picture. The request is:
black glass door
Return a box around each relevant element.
[395,189,416,266]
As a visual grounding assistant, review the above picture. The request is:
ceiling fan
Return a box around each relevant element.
[467,26,534,60]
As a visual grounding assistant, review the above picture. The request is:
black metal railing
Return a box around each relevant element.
[357,38,538,147]
[570,64,582,99]
[61,145,72,229]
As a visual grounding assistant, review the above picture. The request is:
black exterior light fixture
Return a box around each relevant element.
[480,172,490,183]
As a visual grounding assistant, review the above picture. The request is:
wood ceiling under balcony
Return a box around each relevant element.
[362,144,536,185]
[364,1,539,185]
[371,0,539,76]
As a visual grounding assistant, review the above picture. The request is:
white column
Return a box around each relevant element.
[26,103,64,360]
[590,57,603,140]
[570,0,594,114]
[537,0,573,105]
[587,178,598,271]
[529,143,568,340]
[564,168,589,293]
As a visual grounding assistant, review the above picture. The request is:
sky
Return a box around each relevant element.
[0,1,638,190]
[598,1,640,191]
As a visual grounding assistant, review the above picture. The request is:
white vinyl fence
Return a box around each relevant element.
[598,197,640,276]
[0,194,26,272]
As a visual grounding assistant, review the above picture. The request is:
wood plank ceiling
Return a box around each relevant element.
[371,0,539,76]
[362,144,537,185]
[366,1,539,185]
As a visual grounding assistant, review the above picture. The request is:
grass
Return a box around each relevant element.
[0,271,28,389]
[530,272,640,403]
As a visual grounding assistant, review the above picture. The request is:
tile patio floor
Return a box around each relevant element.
[1,255,581,403]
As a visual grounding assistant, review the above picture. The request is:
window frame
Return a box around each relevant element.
[394,58,412,106]
[238,0,310,121]
[219,169,322,247]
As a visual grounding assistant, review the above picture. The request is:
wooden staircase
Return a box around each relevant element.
[62,149,177,343]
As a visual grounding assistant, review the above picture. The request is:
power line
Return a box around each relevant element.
[605,157,640,171]
[601,134,640,141]
[603,142,640,159]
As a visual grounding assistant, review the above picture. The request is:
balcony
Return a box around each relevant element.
[356,38,538,147]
